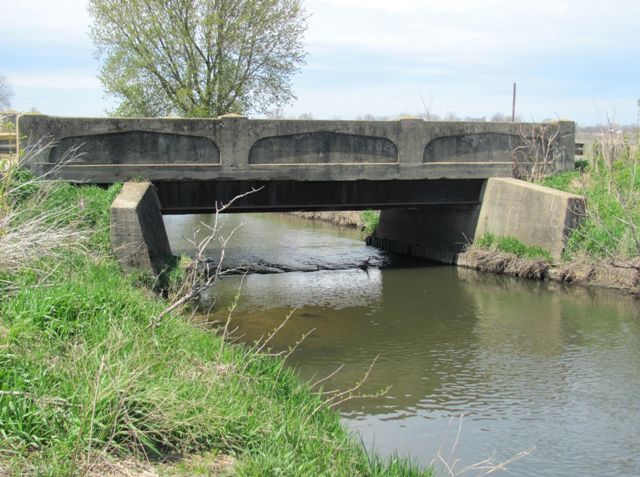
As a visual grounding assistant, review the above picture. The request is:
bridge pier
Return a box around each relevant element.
[368,204,480,263]
[368,178,586,263]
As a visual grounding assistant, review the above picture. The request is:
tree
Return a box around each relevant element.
[0,75,13,111]
[88,0,308,118]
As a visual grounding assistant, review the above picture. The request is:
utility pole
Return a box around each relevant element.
[512,83,517,122]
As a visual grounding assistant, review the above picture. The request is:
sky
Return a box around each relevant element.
[1,0,640,125]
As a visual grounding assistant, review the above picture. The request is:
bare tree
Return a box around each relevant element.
[0,75,13,110]
[151,187,262,328]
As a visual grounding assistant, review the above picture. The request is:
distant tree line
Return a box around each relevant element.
[0,75,13,111]
[266,109,528,122]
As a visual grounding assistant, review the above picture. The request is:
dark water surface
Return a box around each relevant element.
[164,213,640,477]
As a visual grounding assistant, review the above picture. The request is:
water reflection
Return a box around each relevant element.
[165,213,640,477]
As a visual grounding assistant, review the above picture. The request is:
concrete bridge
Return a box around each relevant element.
[18,115,584,272]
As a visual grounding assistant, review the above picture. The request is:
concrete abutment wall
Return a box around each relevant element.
[368,178,586,263]
[110,182,172,274]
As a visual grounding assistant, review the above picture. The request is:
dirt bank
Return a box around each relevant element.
[458,248,640,295]
[290,211,366,228]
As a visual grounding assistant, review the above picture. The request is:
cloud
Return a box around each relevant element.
[1,0,92,48]
[305,0,640,58]
[1,0,639,124]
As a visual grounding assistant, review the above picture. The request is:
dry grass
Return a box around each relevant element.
[82,453,236,477]
[0,208,90,274]
[458,248,550,280]
[431,415,534,477]
[0,127,93,292]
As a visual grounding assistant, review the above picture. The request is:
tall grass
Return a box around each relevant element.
[540,132,640,260]
[0,164,431,475]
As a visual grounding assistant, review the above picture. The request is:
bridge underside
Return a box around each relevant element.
[155,179,485,214]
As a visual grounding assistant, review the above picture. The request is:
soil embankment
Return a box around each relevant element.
[291,211,366,228]
[458,248,640,295]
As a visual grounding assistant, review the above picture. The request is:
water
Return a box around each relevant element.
[164,213,640,476]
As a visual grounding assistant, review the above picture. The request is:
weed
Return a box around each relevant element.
[360,209,380,236]
[474,233,552,262]
[540,137,640,259]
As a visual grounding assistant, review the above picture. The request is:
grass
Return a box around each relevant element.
[0,178,431,476]
[474,233,552,262]
[474,136,640,264]
[539,147,640,260]
[360,210,380,236]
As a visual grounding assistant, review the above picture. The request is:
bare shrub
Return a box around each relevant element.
[151,188,262,328]
[511,122,561,181]
[0,75,13,111]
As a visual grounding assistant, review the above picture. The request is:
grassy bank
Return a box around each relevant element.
[0,177,429,475]
[290,210,380,235]
[463,138,640,293]
[540,151,640,260]
[474,234,552,262]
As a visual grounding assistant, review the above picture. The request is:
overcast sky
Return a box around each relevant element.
[2,0,639,125]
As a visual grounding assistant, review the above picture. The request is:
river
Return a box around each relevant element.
[164,212,640,477]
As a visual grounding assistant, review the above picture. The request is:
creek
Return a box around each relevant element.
[164,212,640,477]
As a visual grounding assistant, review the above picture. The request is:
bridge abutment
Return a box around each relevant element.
[368,178,586,263]
[110,182,172,275]
[368,204,481,264]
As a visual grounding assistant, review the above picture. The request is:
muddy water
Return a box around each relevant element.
[164,213,640,477]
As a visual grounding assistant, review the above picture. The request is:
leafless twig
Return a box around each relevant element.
[512,122,560,181]
[431,414,535,476]
[150,187,263,328]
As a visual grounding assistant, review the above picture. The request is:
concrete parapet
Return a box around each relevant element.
[369,178,585,263]
[110,182,172,274]
[18,115,575,183]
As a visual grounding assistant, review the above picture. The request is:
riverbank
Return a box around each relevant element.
[461,147,640,295]
[458,248,640,295]
[0,175,429,475]
[291,210,379,235]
